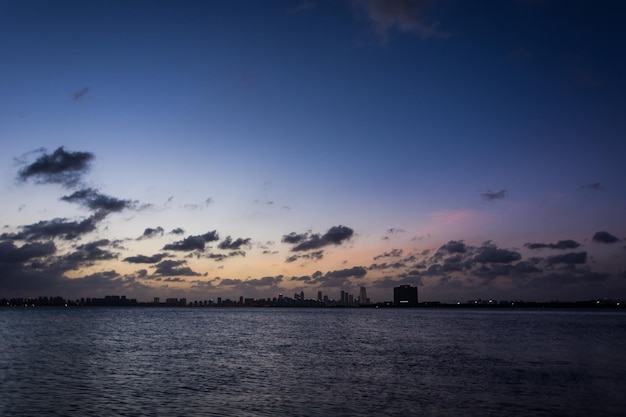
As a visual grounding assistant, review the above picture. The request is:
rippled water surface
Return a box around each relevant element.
[1,307,625,416]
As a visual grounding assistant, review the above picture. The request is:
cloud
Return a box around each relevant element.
[581,182,602,191]
[481,189,506,200]
[123,253,167,264]
[284,249,324,264]
[0,240,56,264]
[387,228,405,234]
[473,242,521,264]
[311,266,367,287]
[138,227,164,240]
[17,147,94,188]
[438,240,467,254]
[73,87,89,101]
[63,240,117,265]
[524,240,581,250]
[152,260,201,277]
[170,228,185,235]
[373,248,403,260]
[163,231,219,251]
[61,188,135,216]
[207,251,246,262]
[283,225,354,252]
[353,0,450,41]
[3,216,98,241]
[183,197,213,210]
[547,251,587,265]
[592,231,619,244]
[218,236,251,250]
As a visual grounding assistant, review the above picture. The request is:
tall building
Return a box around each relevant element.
[317,290,323,302]
[359,287,368,305]
[394,285,418,307]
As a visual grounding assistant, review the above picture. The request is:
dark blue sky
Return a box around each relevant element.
[1,0,624,302]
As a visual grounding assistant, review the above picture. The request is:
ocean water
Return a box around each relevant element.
[0,307,625,416]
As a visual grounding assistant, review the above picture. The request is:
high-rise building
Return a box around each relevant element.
[359,287,368,305]
[394,284,419,307]
[317,290,323,301]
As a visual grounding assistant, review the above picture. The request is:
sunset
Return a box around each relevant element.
[2,1,626,415]
[2,1,625,305]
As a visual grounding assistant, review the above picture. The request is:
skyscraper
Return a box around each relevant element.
[359,286,368,305]
[394,285,418,307]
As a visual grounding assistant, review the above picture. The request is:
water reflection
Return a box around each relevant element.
[0,308,624,416]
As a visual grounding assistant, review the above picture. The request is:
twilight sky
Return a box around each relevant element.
[1,0,625,303]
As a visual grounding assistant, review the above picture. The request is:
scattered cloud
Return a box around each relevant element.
[73,87,89,101]
[61,188,135,216]
[17,147,94,188]
[138,227,164,240]
[123,253,167,264]
[353,0,450,42]
[282,225,354,252]
[481,189,506,200]
[473,242,521,264]
[524,240,581,250]
[2,216,98,241]
[373,248,403,260]
[218,236,251,251]
[592,231,619,244]
[547,251,587,265]
[581,182,602,191]
[152,259,201,277]
[163,231,219,252]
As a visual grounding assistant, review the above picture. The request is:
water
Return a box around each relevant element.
[1,307,625,416]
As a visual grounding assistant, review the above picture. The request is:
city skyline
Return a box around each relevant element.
[1,1,625,304]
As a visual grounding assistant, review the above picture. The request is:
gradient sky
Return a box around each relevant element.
[1,0,625,303]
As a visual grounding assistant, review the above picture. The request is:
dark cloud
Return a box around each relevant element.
[353,0,450,41]
[138,227,164,240]
[310,266,367,287]
[3,216,98,241]
[17,147,94,188]
[326,267,367,279]
[387,228,405,234]
[473,243,521,264]
[170,228,185,235]
[284,225,354,252]
[218,236,251,250]
[208,251,246,262]
[368,261,407,271]
[152,260,201,277]
[73,87,89,101]
[284,250,324,264]
[592,231,619,244]
[373,248,403,260]
[63,240,117,265]
[439,240,467,254]
[481,189,506,200]
[547,251,587,265]
[163,231,219,251]
[524,240,581,250]
[0,240,56,263]
[61,188,135,215]
[123,253,167,264]
[282,232,307,244]
[513,261,542,274]
[581,182,602,190]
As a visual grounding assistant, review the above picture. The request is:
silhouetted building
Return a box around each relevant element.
[359,287,368,305]
[394,285,418,307]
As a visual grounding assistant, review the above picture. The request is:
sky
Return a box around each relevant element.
[1,0,625,303]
